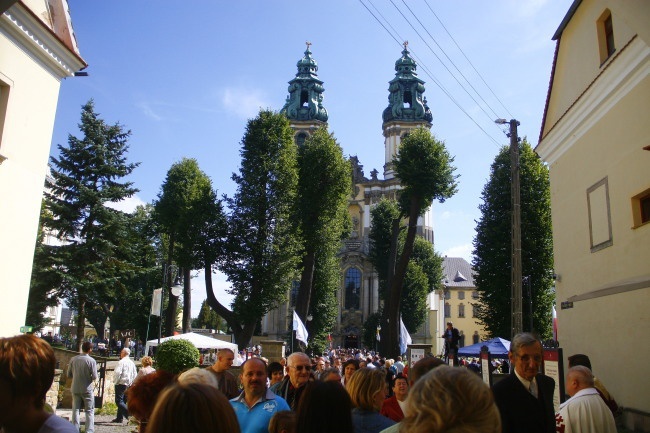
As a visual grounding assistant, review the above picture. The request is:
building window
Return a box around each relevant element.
[344,267,361,310]
[587,177,613,252]
[290,281,299,307]
[458,291,465,300]
[473,331,480,344]
[458,303,465,318]
[597,10,615,64]
[632,187,650,228]
[444,291,451,300]
[472,304,478,318]
[444,302,451,318]
[296,132,308,147]
[471,291,479,300]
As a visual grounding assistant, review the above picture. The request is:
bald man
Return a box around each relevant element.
[555,366,616,433]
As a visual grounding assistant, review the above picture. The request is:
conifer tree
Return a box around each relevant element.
[473,139,554,339]
[43,100,139,349]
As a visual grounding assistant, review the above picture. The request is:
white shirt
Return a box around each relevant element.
[555,388,617,433]
[113,355,137,386]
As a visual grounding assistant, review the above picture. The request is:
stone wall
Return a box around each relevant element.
[52,347,121,408]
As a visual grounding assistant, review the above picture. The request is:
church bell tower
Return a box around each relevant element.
[382,42,433,179]
[280,42,328,145]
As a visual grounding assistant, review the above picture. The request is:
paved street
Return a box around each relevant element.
[56,412,135,433]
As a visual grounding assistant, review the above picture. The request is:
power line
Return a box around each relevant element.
[400,0,502,121]
[423,0,514,119]
[359,0,503,147]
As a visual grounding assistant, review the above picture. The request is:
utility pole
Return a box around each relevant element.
[496,118,522,339]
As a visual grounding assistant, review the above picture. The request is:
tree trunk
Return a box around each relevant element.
[380,218,401,355]
[75,297,86,351]
[164,240,176,336]
[386,198,420,358]
[182,267,192,333]
[295,251,316,322]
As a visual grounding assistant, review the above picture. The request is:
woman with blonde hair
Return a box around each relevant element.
[400,365,501,433]
[147,381,241,433]
[346,367,395,433]
[135,356,155,382]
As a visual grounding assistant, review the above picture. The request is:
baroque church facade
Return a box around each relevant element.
[261,44,436,349]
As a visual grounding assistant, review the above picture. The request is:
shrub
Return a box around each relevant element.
[154,339,199,374]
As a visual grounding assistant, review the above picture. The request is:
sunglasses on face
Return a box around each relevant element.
[291,365,312,371]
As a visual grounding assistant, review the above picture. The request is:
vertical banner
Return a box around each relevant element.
[151,288,162,316]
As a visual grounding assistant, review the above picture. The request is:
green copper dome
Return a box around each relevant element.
[383,43,432,124]
[281,43,328,123]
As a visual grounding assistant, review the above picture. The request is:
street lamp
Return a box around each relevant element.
[157,264,183,346]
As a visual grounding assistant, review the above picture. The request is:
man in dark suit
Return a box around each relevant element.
[492,333,555,433]
[443,321,460,364]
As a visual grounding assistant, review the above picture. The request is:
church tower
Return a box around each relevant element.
[382,42,433,179]
[280,42,328,145]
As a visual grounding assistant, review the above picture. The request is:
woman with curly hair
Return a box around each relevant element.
[400,365,501,433]
[346,367,395,433]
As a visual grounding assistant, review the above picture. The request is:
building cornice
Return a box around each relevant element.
[1,2,86,79]
[536,37,649,165]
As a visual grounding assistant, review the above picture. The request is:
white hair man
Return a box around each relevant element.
[269,352,311,409]
[112,348,136,424]
[555,366,616,433]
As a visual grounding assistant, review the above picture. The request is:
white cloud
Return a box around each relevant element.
[442,243,473,262]
[221,87,270,120]
[137,101,163,121]
[105,194,147,213]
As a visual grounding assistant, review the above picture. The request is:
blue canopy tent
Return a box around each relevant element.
[457,337,511,359]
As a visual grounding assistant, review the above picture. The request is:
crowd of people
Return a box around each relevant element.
[0,332,620,433]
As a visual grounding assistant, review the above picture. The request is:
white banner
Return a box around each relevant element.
[293,311,309,346]
[399,316,412,355]
[151,288,162,316]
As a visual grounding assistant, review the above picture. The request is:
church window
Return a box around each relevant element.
[344,267,361,310]
[403,90,412,108]
[300,90,309,107]
[296,132,307,147]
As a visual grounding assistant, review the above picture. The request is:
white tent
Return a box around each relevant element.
[145,332,240,364]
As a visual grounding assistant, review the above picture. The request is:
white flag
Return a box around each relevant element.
[399,316,412,355]
[151,288,162,316]
[293,311,309,346]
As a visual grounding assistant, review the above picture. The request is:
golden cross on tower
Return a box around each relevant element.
[306,41,312,50]
[403,40,409,50]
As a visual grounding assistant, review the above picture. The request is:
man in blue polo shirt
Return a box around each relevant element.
[231,357,290,433]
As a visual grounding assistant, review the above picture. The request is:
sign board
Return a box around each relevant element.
[410,348,425,367]
[480,350,491,386]
[543,348,564,411]
[20,326,33,333]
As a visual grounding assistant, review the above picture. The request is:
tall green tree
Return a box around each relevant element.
[207,110,301,349]
[368,199,444,334]
[294,127,351,339]
[43,100,139,349]
[193,299,225,331]
[384,127,458,357]
[472,139,554,339]
[26,201,62,332]
[154,158,227,335]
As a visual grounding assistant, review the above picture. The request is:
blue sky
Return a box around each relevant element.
[51,1,572,316]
